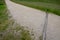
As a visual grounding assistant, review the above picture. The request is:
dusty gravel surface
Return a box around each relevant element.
[5,0,60,40]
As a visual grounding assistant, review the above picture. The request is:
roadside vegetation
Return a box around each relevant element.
[0,0,33,40]
[0,0,9,32]
[11,0,60,16]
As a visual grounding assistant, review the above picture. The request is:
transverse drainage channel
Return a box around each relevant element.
[43,11,48,40]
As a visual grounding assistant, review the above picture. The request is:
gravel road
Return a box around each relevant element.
[5,0,60,40]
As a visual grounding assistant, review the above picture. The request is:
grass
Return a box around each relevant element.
[0,0,9,32]
[15,0,60,5]
[2,24,32,40]
[11,0,60,16]
[0,0,5,5]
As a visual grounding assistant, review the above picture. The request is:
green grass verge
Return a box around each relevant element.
[14,0,60,5]
[2,24,32,40]
[0,0,9,32]
[0,0,5,5]
[11,0,60,16]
